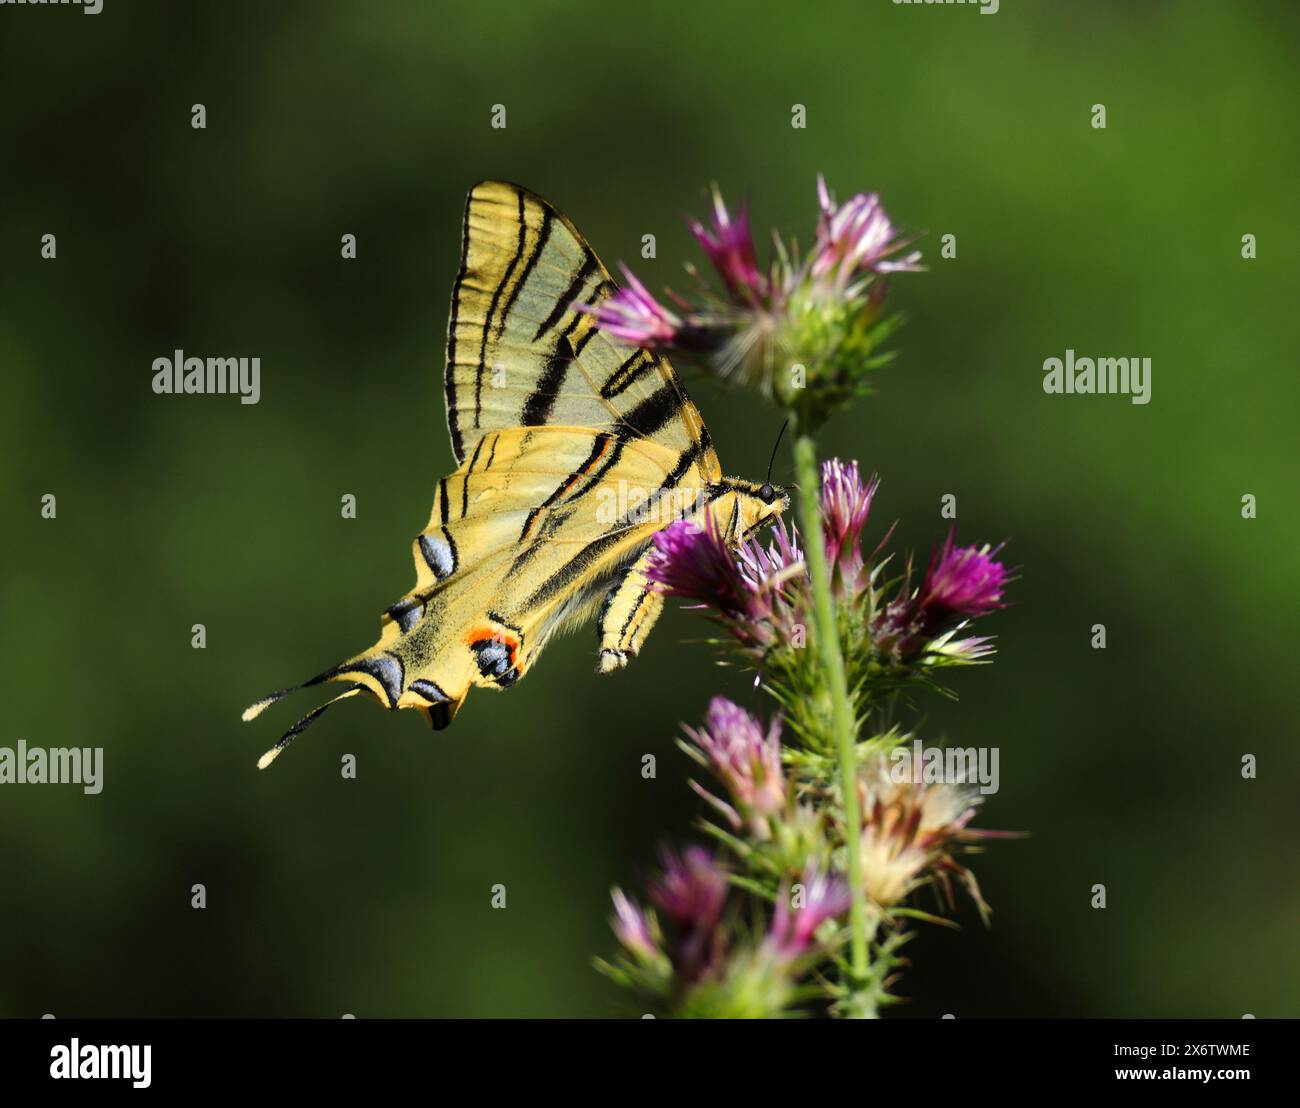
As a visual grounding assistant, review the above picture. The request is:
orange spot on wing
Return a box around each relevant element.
[465,628,519,665]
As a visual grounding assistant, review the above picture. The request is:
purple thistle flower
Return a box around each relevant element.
[919,531,1008,620]
[812,175,923,291]
[688,186,768,305]
[766,866,852,960]
[648,846,729,931]
[583,264,683,347]
[648,846,731,979]
[683,698,786,836]
[647,513,809,657]
[820,459,879,594]
[644,513,750,617]
[610,889,658,961]
[737,515,804,585]
[875,533,1009,659]
[734,518,807,650]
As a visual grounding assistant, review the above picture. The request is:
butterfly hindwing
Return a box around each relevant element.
[351,427,694,723]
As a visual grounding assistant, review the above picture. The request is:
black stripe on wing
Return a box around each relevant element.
[445,193,475,463]
[474,190,530,432]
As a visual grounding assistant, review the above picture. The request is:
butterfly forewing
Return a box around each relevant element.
[446,181,720,488]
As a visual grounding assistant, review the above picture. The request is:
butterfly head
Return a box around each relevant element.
[708,477,789,545]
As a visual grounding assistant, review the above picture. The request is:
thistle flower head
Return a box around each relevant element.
[688,186,768,305]
[683,698,786,837]
[646,846,731,980]
[874,533,1010,660]
[820,458,879,595]
[736,515,804,587]
[857,754,986,912]
[734,517,808,648]
[647,845,728,931]
[812,174,924,292]
[920,531,1008,619]
[585,264,683,347]
[644,513,750,617]
[645,511,816,665]
[598,176,922,426]
[766,865,852,961]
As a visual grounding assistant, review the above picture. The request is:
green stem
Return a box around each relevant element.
[790,432,869,993]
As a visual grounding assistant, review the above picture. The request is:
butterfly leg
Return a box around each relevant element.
[596,553,664,674]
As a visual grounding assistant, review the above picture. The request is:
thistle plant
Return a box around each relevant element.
[596,178,1014,1018]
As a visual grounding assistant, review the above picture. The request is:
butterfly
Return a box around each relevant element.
[244,181,787,767]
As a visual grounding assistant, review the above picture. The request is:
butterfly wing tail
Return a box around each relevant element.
[255,685,365,769]
[242,641,410,767]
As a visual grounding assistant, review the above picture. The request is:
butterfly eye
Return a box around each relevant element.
[758,483,777,504]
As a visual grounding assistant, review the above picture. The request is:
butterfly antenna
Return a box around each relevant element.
[256,685,363,770]
[766,419,790,484]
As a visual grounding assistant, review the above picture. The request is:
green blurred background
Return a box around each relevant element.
[2,0,1296,1018]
